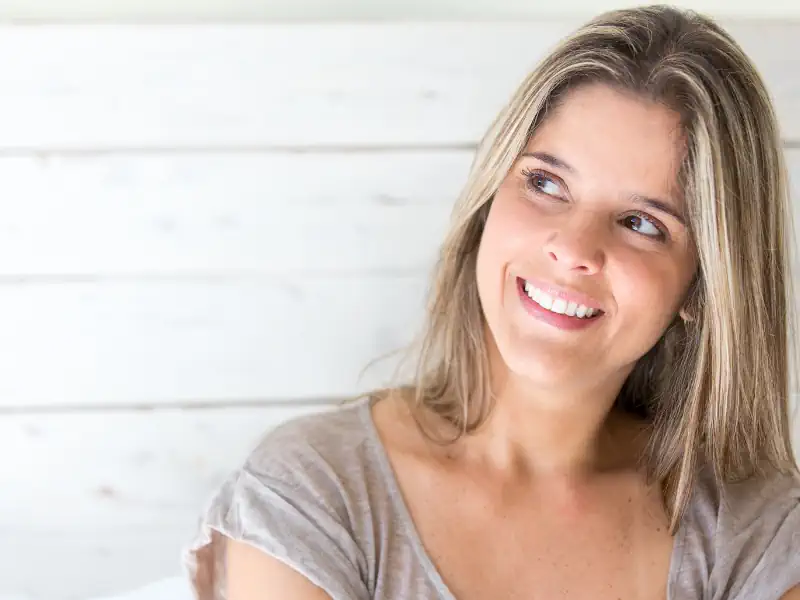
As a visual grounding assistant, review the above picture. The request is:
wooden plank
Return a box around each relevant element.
[0,151,464,276]
[0,404,332,600]
[0,22,795,149]
[0,276,425,408]
[2,148,800,278]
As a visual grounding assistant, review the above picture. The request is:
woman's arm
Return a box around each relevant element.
[227,538,334,600]
[781,585,800,600]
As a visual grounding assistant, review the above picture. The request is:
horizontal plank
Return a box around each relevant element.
[2,148,800,278]
[0,151,464,276]
[0,22,795,148]
[0,276,425,408]
[0,24,555,149]
[0,404,331,600]
[1,401,798,600]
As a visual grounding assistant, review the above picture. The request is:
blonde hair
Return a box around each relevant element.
[373,4,799,530]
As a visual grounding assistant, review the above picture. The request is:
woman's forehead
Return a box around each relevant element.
[523,85,687,203]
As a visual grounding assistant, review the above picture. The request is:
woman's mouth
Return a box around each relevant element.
[516,277,604,330]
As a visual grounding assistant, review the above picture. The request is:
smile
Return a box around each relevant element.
[515,277,604,331]
[521,280,601,318]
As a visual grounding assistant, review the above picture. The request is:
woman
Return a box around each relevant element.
[186,5,800,599]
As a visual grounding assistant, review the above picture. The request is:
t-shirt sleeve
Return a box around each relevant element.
[183,425,370,600]
[731,498,800,598]
[712,470,800,599]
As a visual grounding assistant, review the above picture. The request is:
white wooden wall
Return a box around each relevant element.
[0,21,799,600]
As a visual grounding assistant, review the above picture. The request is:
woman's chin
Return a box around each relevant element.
[500,345,593,387]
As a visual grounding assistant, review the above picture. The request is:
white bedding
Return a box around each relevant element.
[88,577,194,600]
[1,578,192,600]
[86,578,192,600]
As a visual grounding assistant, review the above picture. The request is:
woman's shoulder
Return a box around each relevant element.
[184,395,389,600]
[689,462,800,531]
[677,463,800,598]
[716,464,800,522]
[242,395,377,480]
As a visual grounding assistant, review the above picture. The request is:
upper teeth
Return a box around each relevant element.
[523,281,598,318]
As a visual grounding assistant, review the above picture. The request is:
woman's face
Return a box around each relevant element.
[476,83,697,393]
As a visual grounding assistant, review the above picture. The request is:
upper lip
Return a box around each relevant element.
[519,276,605,312]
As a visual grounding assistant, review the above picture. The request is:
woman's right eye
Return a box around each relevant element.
[521,168,564,199]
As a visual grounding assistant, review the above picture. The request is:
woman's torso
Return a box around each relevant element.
[186,393,800,600]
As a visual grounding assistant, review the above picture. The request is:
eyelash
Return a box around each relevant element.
[520,167,668,242]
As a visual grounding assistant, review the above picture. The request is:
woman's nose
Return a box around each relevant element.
[541,216,606,275]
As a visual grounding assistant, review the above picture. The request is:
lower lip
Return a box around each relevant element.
[515,277,603,331]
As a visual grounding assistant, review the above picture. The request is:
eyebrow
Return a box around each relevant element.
[520,150,687,226]
[632,195,686,226]
[520,151,576,173]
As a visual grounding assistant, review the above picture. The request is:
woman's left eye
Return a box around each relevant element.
[623,213,666,240]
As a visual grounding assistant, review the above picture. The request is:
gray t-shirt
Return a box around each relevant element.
[184,395,800,599]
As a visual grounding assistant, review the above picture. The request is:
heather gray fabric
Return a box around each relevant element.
[184,395,800,599]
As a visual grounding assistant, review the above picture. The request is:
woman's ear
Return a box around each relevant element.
[679,273,701,324]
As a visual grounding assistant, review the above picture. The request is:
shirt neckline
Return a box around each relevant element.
[355,393,688,600]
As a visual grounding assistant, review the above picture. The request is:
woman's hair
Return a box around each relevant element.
[376,4,799,530]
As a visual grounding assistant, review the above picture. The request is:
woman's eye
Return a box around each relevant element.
[522,169,563,198]
[623,213,665,240]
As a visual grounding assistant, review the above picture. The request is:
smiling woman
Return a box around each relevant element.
[186,5,800,600]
